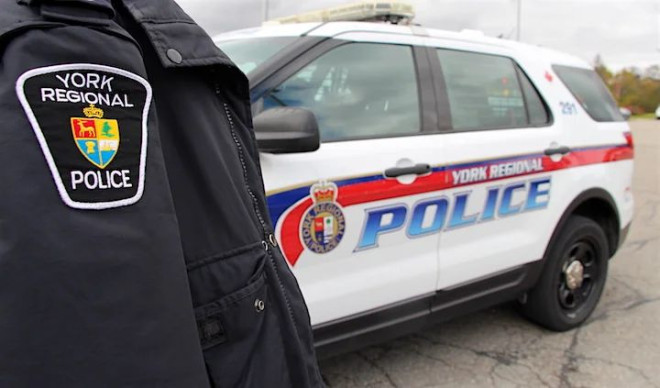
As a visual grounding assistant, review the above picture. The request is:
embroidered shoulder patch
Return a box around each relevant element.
[16,64,151,210]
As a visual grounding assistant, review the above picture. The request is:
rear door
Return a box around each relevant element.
[258,33,444,326]
[421,43,562,290]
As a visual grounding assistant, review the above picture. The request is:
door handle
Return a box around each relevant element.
[544,145,571,156]
[384,163,431,178]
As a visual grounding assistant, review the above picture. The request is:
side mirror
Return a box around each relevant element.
[253,107,320,153]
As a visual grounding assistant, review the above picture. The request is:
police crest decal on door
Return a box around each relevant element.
[301,182,346,254]
[16,64,151,209]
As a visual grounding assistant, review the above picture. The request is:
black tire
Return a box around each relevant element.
[520,215,609,331]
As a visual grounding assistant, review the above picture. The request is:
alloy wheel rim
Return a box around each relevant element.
[558,240,599,312]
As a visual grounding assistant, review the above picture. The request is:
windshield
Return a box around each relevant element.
[217,37,296,75]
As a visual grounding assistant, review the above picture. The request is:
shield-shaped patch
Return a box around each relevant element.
[16,64,151,210]
[71,108,120,169]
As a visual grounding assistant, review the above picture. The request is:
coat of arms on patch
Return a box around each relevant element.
[71,104,120,169]
[301,181,346,254]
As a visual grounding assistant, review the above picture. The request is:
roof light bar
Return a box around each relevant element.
[265,1,415,25]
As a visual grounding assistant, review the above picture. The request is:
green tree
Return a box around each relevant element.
[101,122,114,137]
[594,55,660,114]
[594,55,612,86]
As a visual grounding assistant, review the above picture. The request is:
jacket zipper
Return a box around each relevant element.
[215,83,299,335]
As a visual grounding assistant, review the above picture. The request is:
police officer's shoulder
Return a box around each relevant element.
[117,0,236,70]
[114,0,249,98]
[0,0,115,54]
[0,0,42,40]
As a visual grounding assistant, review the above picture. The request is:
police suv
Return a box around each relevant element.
[214,19,633,357]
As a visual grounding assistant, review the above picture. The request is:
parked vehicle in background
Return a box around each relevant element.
[619,107,631,120]
[655,105,660,119]
[215,20,634,358]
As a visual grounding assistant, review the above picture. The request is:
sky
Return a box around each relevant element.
[175,0,660,71]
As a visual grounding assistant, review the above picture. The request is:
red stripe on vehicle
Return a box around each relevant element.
[279,145,633,266]
[280,198,312,267]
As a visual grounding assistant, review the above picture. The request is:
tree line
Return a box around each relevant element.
[594,55,660,114]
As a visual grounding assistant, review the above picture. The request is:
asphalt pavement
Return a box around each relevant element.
[319,119,660,388]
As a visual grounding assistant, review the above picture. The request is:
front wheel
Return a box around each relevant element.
[520,215,609,331]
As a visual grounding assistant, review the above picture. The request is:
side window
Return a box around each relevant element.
[517,67,550,126]
[553,65,624,122]
[263,43,420,142]
[437,49,529,130]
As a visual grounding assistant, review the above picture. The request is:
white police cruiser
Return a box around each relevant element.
[215,17,633,357]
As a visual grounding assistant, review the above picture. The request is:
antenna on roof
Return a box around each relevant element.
[264,1,415,26]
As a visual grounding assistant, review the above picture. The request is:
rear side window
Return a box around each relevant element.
[436,49,548,131]
[517,67,550,126]
[553,65,624,122]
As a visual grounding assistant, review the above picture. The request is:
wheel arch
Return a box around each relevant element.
[547,188,620,262]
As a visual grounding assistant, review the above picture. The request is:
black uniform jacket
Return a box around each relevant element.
[0,0,323,386]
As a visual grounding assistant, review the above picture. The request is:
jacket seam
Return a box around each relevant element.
[146,26,232,66]
[141,18,197,25]
[197,273,267,313]
[186,241,264,271]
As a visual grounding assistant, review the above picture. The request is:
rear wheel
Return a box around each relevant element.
[520,215,609,331]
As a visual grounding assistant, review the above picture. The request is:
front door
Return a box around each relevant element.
[260,36,442,325]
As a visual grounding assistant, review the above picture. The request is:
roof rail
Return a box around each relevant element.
[264,1,415,25]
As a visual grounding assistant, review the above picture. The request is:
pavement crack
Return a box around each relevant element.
[612,275,647,299]
[623,237,660,252]
[410,333,550,385]
[587,290,660,325]
[430,340,519,367]
[623,295,660,311]
[357,351,399,388]
[575,354,659,388]
[410,332,442,346]
[474,349,518,366]
[415,335,541,377]
[558,328,581,388]
[489,360,553,388]
[402,347,452,368]
[642,198,660,222]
